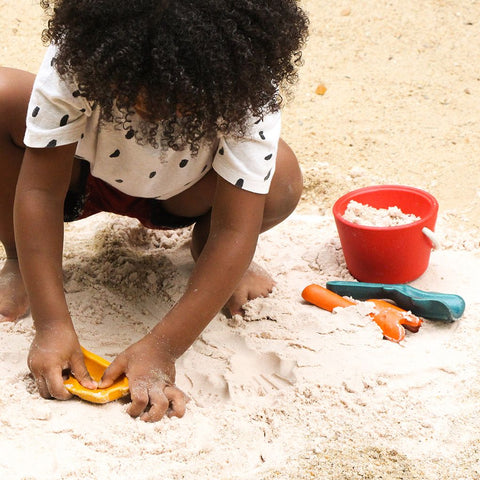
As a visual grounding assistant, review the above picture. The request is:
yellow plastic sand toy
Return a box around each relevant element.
[64,347,129,404]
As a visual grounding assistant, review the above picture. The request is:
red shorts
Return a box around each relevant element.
[64,161,198,230]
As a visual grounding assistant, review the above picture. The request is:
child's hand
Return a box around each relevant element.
[28,326,97,399]
[99,334,187,422]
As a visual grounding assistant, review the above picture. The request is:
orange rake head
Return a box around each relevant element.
[367,299,423,342]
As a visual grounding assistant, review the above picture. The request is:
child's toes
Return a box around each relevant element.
[226,290,248,316]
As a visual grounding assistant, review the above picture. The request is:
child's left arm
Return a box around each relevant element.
[100,175,266,422]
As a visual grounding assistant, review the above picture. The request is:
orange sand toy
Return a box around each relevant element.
[64,347,129,404]
[302,284,423,343]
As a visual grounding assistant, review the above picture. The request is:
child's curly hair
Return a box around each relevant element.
[40,0,309,152]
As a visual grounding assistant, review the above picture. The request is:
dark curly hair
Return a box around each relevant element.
[40,0,309,152]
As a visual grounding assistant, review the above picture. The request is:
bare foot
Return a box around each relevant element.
[0,259,29,322]
[226,263,275,316]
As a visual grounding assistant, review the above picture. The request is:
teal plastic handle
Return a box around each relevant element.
[326,281,465,322]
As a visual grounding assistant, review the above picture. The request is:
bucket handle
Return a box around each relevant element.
[422,227,440,249]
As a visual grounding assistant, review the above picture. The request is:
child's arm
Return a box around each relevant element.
[14,145,97,398]
[100,175,266,421]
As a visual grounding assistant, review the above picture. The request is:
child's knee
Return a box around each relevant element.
[0,68,35,144]
[276,140,303,206]
[264,140,303,226]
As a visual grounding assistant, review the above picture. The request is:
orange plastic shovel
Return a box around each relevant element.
[302,284,423,343]
[64,347,129,404]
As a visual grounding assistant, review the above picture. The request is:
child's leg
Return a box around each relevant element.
[0,68,36,321]
[163,139,303,315]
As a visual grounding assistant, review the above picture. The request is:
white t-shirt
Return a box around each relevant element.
[24,46,281,200]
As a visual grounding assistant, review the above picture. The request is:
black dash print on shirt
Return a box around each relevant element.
[218,147,224,155]
[264,169,272,181]
[80,108,86,113]
[81,133,85,139]
[125,129,135,140]
[110,149,120,158]
[235,178,245,189]
[259,131,266,140]
[201,164,208,173]
[254,118,261,124]
[179,159,189,168]
[72,90,81,98]
[60,114,69,127]
[149,171,157,178]
[32,106,40,117]
[264,153,273,161]
[115,179,124,183]
[46,139,57,148]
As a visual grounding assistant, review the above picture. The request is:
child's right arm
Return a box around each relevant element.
[14,144,97,398]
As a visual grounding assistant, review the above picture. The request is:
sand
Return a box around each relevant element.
[0,1,479,479]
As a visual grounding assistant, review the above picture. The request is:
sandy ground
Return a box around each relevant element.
[0,1,479,479]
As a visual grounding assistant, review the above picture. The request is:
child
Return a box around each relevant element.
[0,0,309,422]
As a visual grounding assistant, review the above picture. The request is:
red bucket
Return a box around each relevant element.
[332,185,439,283]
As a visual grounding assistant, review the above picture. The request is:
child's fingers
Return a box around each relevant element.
[34,375,51,399]
[165,386,187,418]
[139,386,170,423]
[70,353,98,390]
[30,361,71,399]
[138,385,187,422]
[127,384,151,418]
[98,356,127,388]
[44,367,73,400]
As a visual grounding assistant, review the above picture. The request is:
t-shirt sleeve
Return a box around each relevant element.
[212,110,281,194]
[23,45,92,149]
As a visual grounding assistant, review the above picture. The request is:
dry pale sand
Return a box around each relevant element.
[0,1,479,479]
